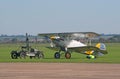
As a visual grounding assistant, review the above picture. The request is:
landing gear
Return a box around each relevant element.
[65,52,71,59]
[54,51,71,59]
[54,52,60,59]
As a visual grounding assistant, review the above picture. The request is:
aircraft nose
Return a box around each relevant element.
[50,36,55,40]
[50,36,60,40]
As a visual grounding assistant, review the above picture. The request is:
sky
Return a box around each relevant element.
[0,0,120,35]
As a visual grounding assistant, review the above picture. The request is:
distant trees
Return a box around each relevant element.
[96,35,120,43]
[0,34,120,43]
[11,38,18,43]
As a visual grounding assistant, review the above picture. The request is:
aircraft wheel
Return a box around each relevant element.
[65,52,71,59]
[11,51,18,59]
[54,52,60,59]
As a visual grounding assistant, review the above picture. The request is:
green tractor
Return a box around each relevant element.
[10,33,44,59]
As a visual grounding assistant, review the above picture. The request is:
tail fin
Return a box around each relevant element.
[95,43,107,56]
[85,43,107,55]
[96,43,106,50]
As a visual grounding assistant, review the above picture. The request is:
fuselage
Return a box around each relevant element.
[51,38,86,48]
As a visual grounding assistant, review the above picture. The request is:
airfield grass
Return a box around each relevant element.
[0,43,120,63]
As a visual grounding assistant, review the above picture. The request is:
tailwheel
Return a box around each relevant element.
[54,52,60,59]
[65,52,71,59]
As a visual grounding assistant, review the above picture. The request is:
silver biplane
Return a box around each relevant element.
[38,32,108,59]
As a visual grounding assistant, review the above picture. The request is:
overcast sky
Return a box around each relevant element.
[0,0,120,35]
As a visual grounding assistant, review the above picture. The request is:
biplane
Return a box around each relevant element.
[38,32,108,59]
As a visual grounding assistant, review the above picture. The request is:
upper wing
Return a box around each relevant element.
[68,46,108,55]
[38,32,99,38]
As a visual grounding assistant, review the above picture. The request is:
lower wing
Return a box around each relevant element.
[46,43,108,57]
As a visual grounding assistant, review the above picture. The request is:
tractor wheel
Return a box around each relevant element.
[20,51,26,59]
[36,51,44,59]
[65,52,71,59]
[11,51,18,59]
[54,52,60,59]
[30,56,33,59]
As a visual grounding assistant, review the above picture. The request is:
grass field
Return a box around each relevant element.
[0,43,120,63]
